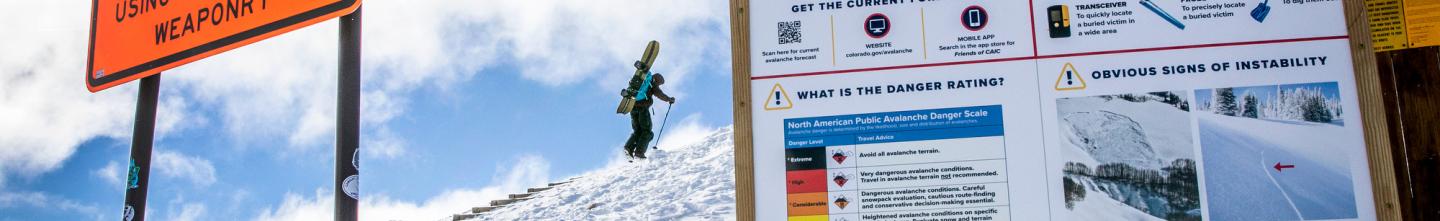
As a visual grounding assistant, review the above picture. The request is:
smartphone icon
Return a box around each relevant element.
[1048,5,1070,38]
[968,10,982,27]
[961,5,988,31]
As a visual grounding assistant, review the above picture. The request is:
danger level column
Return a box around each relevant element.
[784,136,839,220]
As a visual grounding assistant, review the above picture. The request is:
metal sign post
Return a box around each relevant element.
[86,0,364,220]
[121,74,160,221]
[335,7,363,221]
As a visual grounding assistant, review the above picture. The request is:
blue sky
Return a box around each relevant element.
[0,1,732,220]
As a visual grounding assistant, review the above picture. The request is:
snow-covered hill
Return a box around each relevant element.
[1056,93,1201,220]
[1061,110,1161,169]
[1198,112,1358,220]
[465,126,737,220]
[1057,95,1195,169]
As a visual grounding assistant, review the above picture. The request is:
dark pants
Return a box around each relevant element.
[625,107,653,156]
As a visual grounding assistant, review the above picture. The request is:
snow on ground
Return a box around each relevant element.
[1068,180,1165,221]
[1056,94,1198,220]
[1058,122,1100,168]
[1057,96,1196,168]
[1198,113,1358,220]
[469,126,737,220]
[1061,110,1162,168]
[1196,113,1352,173]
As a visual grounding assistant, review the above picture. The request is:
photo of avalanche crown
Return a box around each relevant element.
[1057,91,1201,221]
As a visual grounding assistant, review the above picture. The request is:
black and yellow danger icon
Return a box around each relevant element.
[1054,63,1087,91]
[764,83,794,110]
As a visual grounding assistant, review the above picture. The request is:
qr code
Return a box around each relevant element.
[777,21,802,44]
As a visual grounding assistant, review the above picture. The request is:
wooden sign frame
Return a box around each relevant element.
[727,0,1402,220]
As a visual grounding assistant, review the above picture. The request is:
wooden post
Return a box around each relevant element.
[728,0,755,220]
[1341,0,1403,220]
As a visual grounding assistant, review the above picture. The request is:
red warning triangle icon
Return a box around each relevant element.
[833,175,848,187]
[831,153,847,164]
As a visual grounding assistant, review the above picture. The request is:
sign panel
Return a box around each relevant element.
[1366,0,1440,52]
[87,0,361,92]
[1368,0,1409,51]
[739,0,1379,220]
[1406,1,1440,49]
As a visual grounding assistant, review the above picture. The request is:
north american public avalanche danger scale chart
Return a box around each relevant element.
[735,0,1384,220]
[782,106,1010,220]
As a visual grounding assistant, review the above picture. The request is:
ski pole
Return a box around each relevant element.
[652,102,673,150]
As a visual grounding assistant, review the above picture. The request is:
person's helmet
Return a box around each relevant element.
[653,73,666,85]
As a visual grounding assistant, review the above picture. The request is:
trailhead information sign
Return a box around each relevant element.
[741,0,1377,220]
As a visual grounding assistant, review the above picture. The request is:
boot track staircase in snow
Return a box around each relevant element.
[445,126,737,220]
[450,178,576,221]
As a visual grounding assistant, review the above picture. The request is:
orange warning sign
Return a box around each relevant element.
[86,0,362,92]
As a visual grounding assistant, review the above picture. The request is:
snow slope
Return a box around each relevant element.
[1198,113,1357,220]
[1061,110,1162,168]
[1056,94,1199,220]
[468,126,737,220]
[1057,95,1196,169]
[1067,182,1166,221]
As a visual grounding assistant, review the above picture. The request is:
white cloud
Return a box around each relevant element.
[0,1,202,191]
[162,0,731,153]
[0,0,136,185]
[251,189,333,221]
[654,113,721,151]
[161,196,208,221]
[91,150,216,192]
[362,127,407,159]
[252,155,552,221]
[0,190,103,218]
[457,0,732,92]
[153,149,218,187]
[165,203,206,221]
[156,92,204,140]
[92,161,124,189]
[0,0,730,190]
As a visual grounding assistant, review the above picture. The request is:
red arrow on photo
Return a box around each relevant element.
[1273,162,1296,172]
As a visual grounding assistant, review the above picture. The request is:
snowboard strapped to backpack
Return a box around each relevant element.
[617,40,660,114]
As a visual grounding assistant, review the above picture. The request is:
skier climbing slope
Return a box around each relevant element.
[618,41,675,160]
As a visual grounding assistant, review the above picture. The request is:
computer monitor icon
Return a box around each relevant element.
[868,19,887,34]
[864,13,890,38]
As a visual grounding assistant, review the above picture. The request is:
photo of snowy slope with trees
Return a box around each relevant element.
[1195,82,1345,126]
[1057,91,1202,221]
[1195,82,1358,221]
